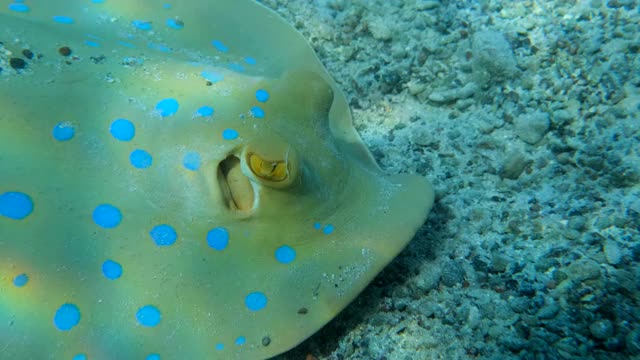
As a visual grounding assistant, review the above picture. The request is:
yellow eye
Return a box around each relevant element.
[248,153,289,182]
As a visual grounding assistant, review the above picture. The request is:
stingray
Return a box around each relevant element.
[0,1,434,358]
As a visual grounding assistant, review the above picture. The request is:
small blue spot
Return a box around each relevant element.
[275,246,296,264]
[8,3,29,12]
[13,273,28,287]
[92,204,122,228]
[132,20,152,30]
[156,98,179,117]
[235,336,246,346]
[222,129,238,140]
[130,149,153,169]
[245,292,267,312]
[201,71,224,83]
[250,106,265,119]
[72,354,88,360]
[244,57,257,65]
[150,224,177,246]
[91,0,105,3]
[313,222,322,230]
[53,303,81,331]
[215,343,224,351]
[196,106,214,117]
[211,40,228,53]
[163,3,172,9]
[207,227,229,251]
[146,354,160,360]
[53,16,75,24]
[84,40,101,47]
[102,259,123,280]
[148,42,172,53]
[118,41,136,49]
[182,152,201,171]
[323,224,334,235]
[52,122,75,141]
[166,18,183,29]
[110,119,135,141]
[255,90,269,103]
[0,191,34,220]
[228,63,244,72]
[136,305,161,327]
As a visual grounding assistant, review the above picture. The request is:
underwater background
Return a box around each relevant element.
[265,0,640,359]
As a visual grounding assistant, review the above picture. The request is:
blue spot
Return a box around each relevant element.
[146,354,160,360]
[250,106,265,119]
[228,63,244,72]
[53,16,75,24]
[215,343,224,351]
[244,57,257,65]
[207,227,229,251]
[245,292,267,311]
[130,149,153,169]
[163,3,172,9]
[72,354,88,360]
[118,41,136,49]
[313,222,322,230]
[275,246,296,264]
[0,191,34,220]
[211,40,228,53]
[92,204,122,228]
[150,224,177,246]
[110,119,135,141]
[102,259,123,280]
[8,3,29,12]
[182,152,201,171]
[255,89,269,103]
[201,71,223,83]
[84,40,101,47]
[53,303,81,331]
[52,122,75,141]
[13,273,28,287]
[196,106,214,117]
[166,18,183,29]
[136,305,161,327]
[91,0,105,3]
[323,224,334,235]
[235,336,246,346]
[222,129,238,140]
[132,20,152,30]
[156,98,179,117]
[148,42,172,53]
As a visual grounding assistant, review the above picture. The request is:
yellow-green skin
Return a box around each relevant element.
[0,1,434,359]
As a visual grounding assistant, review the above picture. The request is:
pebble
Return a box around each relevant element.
[603,239,623,265]
[500,151,527,179]
[589,319,614,340]
[440,260,465,287]
[514,111,551,145]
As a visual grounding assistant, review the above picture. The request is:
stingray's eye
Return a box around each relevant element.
[242,140,299,189]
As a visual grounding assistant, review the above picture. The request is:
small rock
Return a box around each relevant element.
[603,239,623,265]
[500,151,527,179]
[589,319,614,340]
[514,111,551,145]
[626,329,640,355]
[537,303,560,320]
[567,259,601,281]
[441,260,466,287]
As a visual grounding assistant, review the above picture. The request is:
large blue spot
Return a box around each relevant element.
[196,106,214,117]
[146,354,160,360]
[72,354,88,360]
[102,259,123,280]
[132,20,152,30]
[130,149,153,169]
[182,152,201,171]
[52,122,75,141]
[156,98,179,117]
[13,273,28,287]
[136,305,161,327]
[53,16,75,24]
[92,204,122,228]
[0,191,34,220]
[250,106,265,119]
[275,245,296,264]
[150,224,177,246]
[245,292,267,312]
[255,89,269,103]
[244,57,257,65]
[110,119,135,141]
[201,71,223,83]
[215,343,224,351]
[323,224,335,235]
[166,18,183,29]
[207,227,229,251]
[8,3,29,12]
[211,40,228,53]
[53,303,81,331]
[222,129,238,140]
[235,336,246,346]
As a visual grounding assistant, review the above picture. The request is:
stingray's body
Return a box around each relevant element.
[0,1,433,359]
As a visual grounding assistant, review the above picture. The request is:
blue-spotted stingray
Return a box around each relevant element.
[0,1,434,359]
